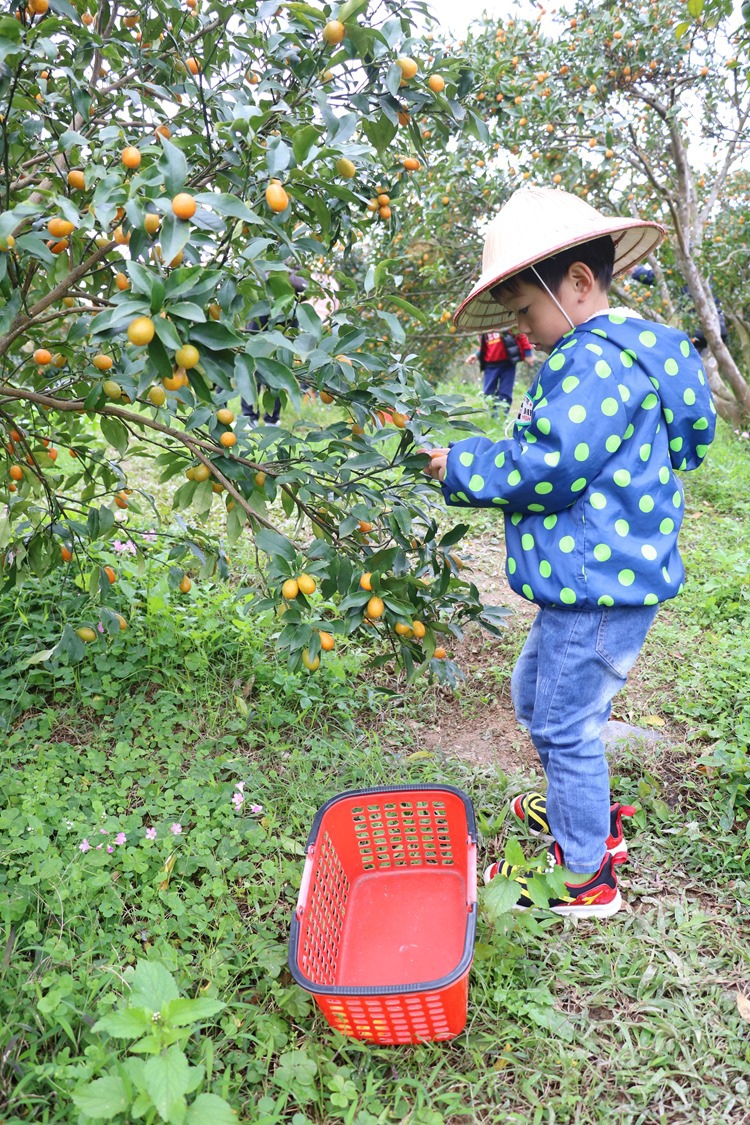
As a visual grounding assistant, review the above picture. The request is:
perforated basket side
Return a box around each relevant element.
[292,829,349,986]
[349,793,458,872]
[315,970,472,1044]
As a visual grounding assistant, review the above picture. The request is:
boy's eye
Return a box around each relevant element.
[518,307,529,316]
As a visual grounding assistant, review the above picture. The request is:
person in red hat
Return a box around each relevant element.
[469,330,535,416]
[423,186,716,918]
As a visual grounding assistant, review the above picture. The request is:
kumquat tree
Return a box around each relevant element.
[463,0,750,423]
[6,2,750,1124]
[0,0,507,682]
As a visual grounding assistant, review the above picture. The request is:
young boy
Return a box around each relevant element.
[424,186,716,918]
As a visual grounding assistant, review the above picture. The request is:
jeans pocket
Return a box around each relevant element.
[595,606,657,680]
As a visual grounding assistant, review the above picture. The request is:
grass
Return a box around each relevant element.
[1,397,750,1122]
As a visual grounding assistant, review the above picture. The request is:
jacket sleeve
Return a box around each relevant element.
[656,332,716,470]
[441,341,630,514]
[517,333,533,357]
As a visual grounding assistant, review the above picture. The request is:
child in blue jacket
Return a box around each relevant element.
[425,186,716,918]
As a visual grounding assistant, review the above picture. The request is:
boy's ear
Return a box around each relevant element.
[567,261,597,295]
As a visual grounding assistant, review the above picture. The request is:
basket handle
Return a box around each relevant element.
[295,846,316,921]
[466,839,477,908]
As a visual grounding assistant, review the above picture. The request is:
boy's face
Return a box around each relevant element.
[494,276,579,354]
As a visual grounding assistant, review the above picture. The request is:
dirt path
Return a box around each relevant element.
[407,532,542,776]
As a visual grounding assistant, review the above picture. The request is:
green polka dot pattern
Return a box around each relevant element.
[438,313,714,609]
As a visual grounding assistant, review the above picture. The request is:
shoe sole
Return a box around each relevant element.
[510,797,629,860]
[514,889,623,919]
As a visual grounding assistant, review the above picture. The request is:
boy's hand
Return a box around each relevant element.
[419,447,449,482]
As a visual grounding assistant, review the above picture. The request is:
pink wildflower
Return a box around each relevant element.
[142,529,157,544]
[250,804,263,815]
[107,845,114,853]
[231,791,244,811]
[145,827,157,840]
[97,621,105,633]
[170,823,182,835]
[114,832,127,845]
[79,839,91,852]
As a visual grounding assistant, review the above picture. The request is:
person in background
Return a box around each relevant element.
[242,272,307,425]
[468,330,535,416]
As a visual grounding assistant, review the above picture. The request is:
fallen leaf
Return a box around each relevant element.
[737,992,750,1021]
[407,750,433,760]
[643,715,666,728]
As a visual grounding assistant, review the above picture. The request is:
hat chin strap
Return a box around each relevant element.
[531,265,576,330]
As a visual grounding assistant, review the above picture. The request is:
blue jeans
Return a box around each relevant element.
[511,604,659,872]
[482,362,516,412]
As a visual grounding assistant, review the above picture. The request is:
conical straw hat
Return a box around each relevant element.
[454,186,666,332]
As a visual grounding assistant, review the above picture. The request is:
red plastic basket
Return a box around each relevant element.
[288,784,477,1044]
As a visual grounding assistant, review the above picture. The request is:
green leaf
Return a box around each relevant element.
[100,416,129,457]
[158,137,188,195]
[72,1076,129,1120]
[504,836,526,866]
[292,125,321,165]
[91,303,150,336]
[376,308,404,344]
[363,115,398,153]
[148,332,175,382]
[161,998,225,1029]
[439,524,470,549]
[93,1008,153,1038]
[255,357,300,408]
[481,876,521,918]
[255,527,296,564]
[189,322,245,350]
[185,1094,238,1125]
[0,202,42,242]
[686,0,703,14]
[193,480,214,516]
[388,295,428,325]
[193,192,256,221]
[337,0,369,20]
[159,213,191,269]
[127,262,160,299]
[295,302,322,339]
[273,1050,318,1092]
[169,302,207,323]
[143,1047,191,1123]
[129,961,180,1011]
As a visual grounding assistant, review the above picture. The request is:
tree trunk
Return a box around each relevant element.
[726,310,750,374]
[701,350,742,428]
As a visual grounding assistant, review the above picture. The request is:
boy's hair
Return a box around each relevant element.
[492,234,615,300]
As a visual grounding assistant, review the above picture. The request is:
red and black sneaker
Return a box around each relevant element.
[484,842,625,919]
[510,792,635,860]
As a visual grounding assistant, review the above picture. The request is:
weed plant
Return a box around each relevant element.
[1,420,750,1124]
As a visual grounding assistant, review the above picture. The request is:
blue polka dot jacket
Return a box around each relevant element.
[441,312,717,608]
